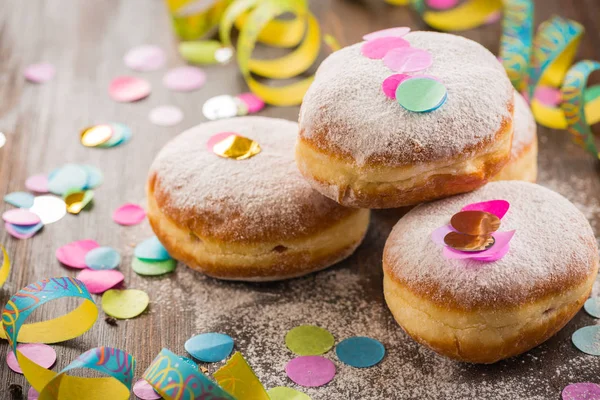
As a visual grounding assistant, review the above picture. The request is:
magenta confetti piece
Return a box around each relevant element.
[148,105,183,127]
[28,387,39,400]
[25,174,49,193]
[363,27,410,41]
[461,200,510,219]
[535,86,562,107]
[55,239,100,269]
[6,343,57,374]
[5,222,40,240]
[24,62,55,83]
[383,47,433,73]
[285,356,336,387]
[427,0,459,10]
[443,230,516,261]
[237,92,265,113]
[124,45,166,72]
[76,269,125,294]
[562,383,600,400]
[2,209,41,225]
[361,37,409,60]
[133,379,161,400]
[382,74,410,99]
[163,66,206,92]
[113,203,146,226]
[109,76,151,102]
[206,132,236,152]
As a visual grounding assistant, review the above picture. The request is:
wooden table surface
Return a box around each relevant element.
[1,0,600,399]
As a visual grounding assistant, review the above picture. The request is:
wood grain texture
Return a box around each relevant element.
[0,0,599,399]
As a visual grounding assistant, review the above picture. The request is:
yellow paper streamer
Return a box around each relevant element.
[0,245,10,288]
[214,352,270,400]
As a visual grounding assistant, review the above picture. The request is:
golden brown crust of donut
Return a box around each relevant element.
[491,138,537,182]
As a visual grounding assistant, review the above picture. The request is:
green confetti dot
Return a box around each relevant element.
[267,387,312,400]
[396,77,447,113]
[285,325,334,356]
[131,257,177,276]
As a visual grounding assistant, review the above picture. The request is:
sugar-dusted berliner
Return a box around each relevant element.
[296,31,515,208]
[383,181,598,363]
[147,116,370,281]
[492,92,538,182]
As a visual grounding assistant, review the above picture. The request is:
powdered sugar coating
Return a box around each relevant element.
[512,92,537,157]
[384,181,598,309]
[149,117,355,243]
[299,31,514,167]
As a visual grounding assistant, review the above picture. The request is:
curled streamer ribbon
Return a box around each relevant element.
[0,246,10,288]
[1,278,135,399]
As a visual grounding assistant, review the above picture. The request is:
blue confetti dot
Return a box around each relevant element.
[584,298,600,319]
[85,246,121,270]
[81,165,104,189]
[47,164,88,195]
[135,236,171,261]
[9,222,43,235]
[335,336,385,368]
[572,325,600,355]
[185,333,234,362]
[4,191,35,208]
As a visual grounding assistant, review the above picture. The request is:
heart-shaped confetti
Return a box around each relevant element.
[102,289,150,319]
[584,298,600,318]
[25,174,49,193]
[185,333,235,362]
[24,62,55,83]
[426,0,459,10]
[163,66,206,91]
[47,164,88,195]
[562,383,600,400]
[135,236,171,261]
[267,387,311,400]
[335,336,385,368]
[286,325,335,356]
[383,47,433,73]
[124,45,166,72]
[285,356,336,387]
[76,268,125,294]
[28,195,67,224]
[5,222,43,240]
[56,239,100,268]
[113,203,146,226]
[6,343,56,374]
[382,74,410,99]
[109,76,151,102]
[131,258,176,276]
[396,77,448,113]
[2,209,41,225]
[572,325,600,355]
[132,379,161,400]
[363,27,411,41]
[85,246,121,270]
[361,36,409,59]
[237,93,265,113]
[148,105,183,126]
[4,191,35,208]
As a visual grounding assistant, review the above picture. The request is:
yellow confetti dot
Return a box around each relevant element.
[64,190,94,215]
[101,289,149,319]
[81,125,113,147]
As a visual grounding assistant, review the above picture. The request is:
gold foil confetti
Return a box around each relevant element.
[444,231,496,252]
[208,132,261,160]
[80,125,113,147]
[450,210,500,236]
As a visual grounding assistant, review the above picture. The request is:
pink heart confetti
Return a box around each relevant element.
[382,74,410,99]
[163,66,206,92]
[562,383,600,400]
[76,269,125,294]
[426,0,459,10]
[24,62,55,83]
[285,356,336,387]
[25,174,49,193]
[55,239,100,269]
[237,92,265,113]
[361,37,409,60]
[461,200,510,219]
[2,209,41,225]
[113,203,146,226]
[383,47,433,73]
[133,379,161,400]
[109,76,151,102]
[148,105,183,127]
[535,86,562,107]
[6,343,56,374]
[124,45,166,72]
[363,27,411,41]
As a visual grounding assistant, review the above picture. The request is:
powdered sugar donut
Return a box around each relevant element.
[297,31,514,208]
[492,92,537,182]
[383,181,598,363]
[147,117,370,281]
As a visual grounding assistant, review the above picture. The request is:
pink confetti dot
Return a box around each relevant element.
[5,222,41,240]
[6,343,56,374]
[25,174,49,193]
[109,76,151,102]
[76,269,125,294]
[427,0,459,10]
[148,105,183,127]
[535,86,562,107]
[56,239,100,269]
[363,27,410,41]
[113,203,146,226]
[562,383,600,399]
[361,37,409,60]
[24,62,55,83]
[383,47,433,73]
[382,74,410,99]
[124,45,166,72]
[28,387,39,400]
[163,66,206,92]
[2,209,41,225]
[237,92,265,114]
[285,356,336,387]
[133,379,161,400]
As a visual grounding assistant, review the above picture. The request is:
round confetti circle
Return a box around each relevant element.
[2,209,41,225]
[85,246,121,270]
[383,47,433,73]
[133,379,161,400]
[6,343,57,374]
[163,66,206,91]
[382,74,410,100]
[28,387,38,400]
[56,239,99,269]
[4,191,35,208]
[102,289,150,319]
[124,45,166,72]
[335,336,385,368]
[562,382,600,399]
[132,257,176,276]
[113,203,146,225]
[361,36,409,59]
[135,236,171,261]
[237,93,265,114]
[572,325,600,355]
[25,174,49,193]
[77,269,124,294]
[267,387,312,400]
[5,222,43,239]
[285,325,335,356]
[363,27,410,41]
[24,62,55,83]
[148,105,183,126]
[396,77,448,113]
[48,164,88,195]
[185,332,235,362]
[584,297,600,318]
[202,95,238,120]
[109,76,151,102]
[80,125,113,147]
[285,356,336,387]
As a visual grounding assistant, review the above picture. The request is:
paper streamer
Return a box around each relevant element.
[0,246,10,288]
[143,348,235,400]
[1,278,135,399]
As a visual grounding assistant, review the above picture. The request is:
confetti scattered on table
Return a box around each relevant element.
[124,45,166,72]
[77,269,125,294]
[584,297,600,318]
[64,189,94,215]
[363,27,410,41]
[6,343,56,374]
[202,94,239,120]
[28,195,66,224]
[81,165,104,188]
[335,336,385,368]
[4,191,35,208]
[572,325,600,355]
[47,164,88,195]
[185,333,234,362]
[237,92,265,114]
[5,222,43,240]
[102,288,149,319]
[85,246,121,270]
[25,174,49,193]
[24,62,55,83]
[132,379,161,400]
[148,105,183,126]
[163,66,206,91]
[131,257,176,276]
[361,36,409,59]
[135,236,171,261]
[214,352,270,399]
[562,382,600,399]
[109,76,151,102]
[396,77,447,113]
[383,47,433,73]
[56,239,99,268]
[80,124,112,147]
[285,325,335,356]
[2,209,41,225]
[113,203,146,226]
[267,387,312,400]
[285,356,336,387]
